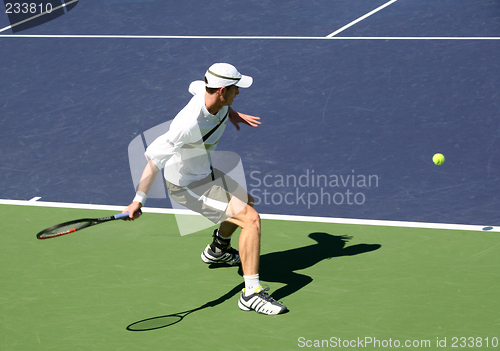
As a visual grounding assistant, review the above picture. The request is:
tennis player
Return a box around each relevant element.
[123,63,287,315]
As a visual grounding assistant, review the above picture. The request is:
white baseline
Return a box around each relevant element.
[0,34,499,40]
[0,198,497,232]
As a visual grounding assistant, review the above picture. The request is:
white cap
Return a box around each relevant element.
[205,63,253,89]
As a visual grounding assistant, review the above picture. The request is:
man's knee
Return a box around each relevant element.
[246,205,260,223]
[239,205,261,230]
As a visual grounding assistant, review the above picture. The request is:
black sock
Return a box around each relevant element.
[210,229,231,253]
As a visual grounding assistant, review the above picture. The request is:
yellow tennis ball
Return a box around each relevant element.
[433,153,445,165]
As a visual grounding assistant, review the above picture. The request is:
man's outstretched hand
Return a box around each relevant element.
[229,108,261,131]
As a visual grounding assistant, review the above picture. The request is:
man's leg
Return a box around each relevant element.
[200,180,252,265]
[218,221,239,238]
[218,193,254,238]
[223,194,260,275]
[225,197,287,315]
[207,191,253,258]
[201,194,260,271]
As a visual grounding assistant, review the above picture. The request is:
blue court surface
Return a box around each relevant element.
[2,1,500,350]
[1,0,500,227]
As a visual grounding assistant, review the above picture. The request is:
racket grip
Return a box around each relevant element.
[114,209,142,219]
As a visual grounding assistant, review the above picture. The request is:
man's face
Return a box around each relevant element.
[220,85,239,106]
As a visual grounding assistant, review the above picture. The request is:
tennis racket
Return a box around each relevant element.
[36,210,142,240]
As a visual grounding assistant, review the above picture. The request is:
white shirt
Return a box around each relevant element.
[145,81,229,186]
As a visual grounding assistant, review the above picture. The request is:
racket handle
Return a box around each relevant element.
[114,209,142,219]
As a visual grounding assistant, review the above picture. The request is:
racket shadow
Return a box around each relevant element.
[126,282,244,331]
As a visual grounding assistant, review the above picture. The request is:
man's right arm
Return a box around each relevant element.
[123,157,161,220]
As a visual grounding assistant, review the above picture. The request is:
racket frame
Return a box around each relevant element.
[36,211,137,239]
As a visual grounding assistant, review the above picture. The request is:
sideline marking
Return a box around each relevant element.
[0,199,497,232]
[327,0,398,37]
[0,34,499,40]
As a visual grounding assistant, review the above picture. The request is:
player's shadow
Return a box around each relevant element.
[126,233,380,331]
[231,232,381,300]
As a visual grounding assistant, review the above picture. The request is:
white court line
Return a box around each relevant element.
[327,0,399,38]
[0,198,497,232]
[0,34,499,40]
[0,0,79,33]
[0,0,496,41]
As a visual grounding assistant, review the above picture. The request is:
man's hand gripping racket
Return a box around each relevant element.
[122,201,143,221]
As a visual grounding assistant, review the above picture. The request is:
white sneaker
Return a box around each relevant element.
[201,245,241,266]
[237,285,288,315]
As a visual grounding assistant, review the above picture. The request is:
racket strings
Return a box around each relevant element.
[38,221,92,238]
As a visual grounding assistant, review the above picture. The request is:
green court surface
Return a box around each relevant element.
[1,204,499,350]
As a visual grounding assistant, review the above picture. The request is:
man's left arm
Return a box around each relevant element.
[228,107,261,131]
